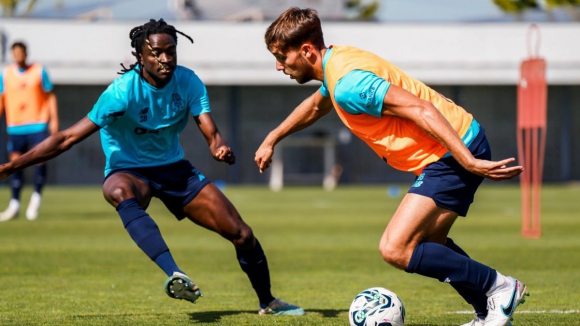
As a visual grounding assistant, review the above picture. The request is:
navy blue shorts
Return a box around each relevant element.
[407,127,491,217]
[106,160,211,220]
[7,130,49,154]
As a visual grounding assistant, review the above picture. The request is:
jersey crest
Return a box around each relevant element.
[171,93,184,112]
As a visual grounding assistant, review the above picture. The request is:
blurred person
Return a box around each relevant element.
[255,7,528,326]
[0,41,59,221]
[0,19,304,316]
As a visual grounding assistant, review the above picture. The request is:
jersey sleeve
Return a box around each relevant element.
[0,72,4,95]
[87,80,128,127]
[187,73,211,117]
[334,70,390,117]
[319,81,330,97]
[40,67,54,92]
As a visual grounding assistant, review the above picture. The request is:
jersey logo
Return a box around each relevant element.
[171,93,184,112]
[501,283,518,316]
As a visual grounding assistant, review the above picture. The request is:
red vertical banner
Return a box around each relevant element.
[517,24,547,238]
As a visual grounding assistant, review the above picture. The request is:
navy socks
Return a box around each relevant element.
[117,198,276,308]
[236,239,275,308]
[116,198,181,276]
[9,165,46,200]
[154,251,184,277]
[405,240,496,316]
[33,164,47,194]
[10,170,23,200]
[444,238,490,318]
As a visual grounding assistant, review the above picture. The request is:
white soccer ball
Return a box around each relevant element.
[348,287,406,326]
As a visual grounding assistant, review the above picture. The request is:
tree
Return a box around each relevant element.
[1,0,38,17]
[493,0,580,20]
[493,0,539,13]
[346,0,380,21]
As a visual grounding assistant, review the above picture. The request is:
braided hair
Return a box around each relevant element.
[119,18,194,75]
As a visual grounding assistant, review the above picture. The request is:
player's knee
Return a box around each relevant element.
[104,184,134,206]
[379,242,407,269]
[231,224,254,249]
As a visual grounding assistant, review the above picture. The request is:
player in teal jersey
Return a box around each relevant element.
[0,19,304,316]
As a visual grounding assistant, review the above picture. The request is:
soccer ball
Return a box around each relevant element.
[348,287,405,326]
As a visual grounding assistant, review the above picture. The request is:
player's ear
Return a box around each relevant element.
[301,43,313,58]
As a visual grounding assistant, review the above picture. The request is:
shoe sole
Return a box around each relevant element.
[165,275,201,303]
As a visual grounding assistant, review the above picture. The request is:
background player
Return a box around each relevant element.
[0,19,304,316]
[0,41,59,221]
[255,7,528,326]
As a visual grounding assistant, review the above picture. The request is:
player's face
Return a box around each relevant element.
[140,33,177,87]
[270,45,315,84]
[12,46,27,67]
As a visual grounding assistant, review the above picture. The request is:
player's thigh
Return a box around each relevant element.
[7,134,26,159]
[102,172,152,208]
[183,183,252,245]
[380,193,458,252]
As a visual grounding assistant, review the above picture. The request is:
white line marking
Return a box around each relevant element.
[451,310,580,314]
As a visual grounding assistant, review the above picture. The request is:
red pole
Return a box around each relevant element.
[517,24,547,238]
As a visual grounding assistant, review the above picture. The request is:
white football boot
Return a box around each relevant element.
[459,314,512,326]
[485,276,529,326]
[26,192,42,221]
[0,199,20,222]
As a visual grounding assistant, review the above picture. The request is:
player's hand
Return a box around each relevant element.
[468,158,523,181]
[213,146,235,165]
[0,163,11,180]
[255,143,274,174]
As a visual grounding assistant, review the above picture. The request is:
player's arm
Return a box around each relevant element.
[47,91,59,134]
[0,116,100,179]
[194,112,235,165]
[41,67,59,134]
[0,93,4,117]
[381,85,522,180]
[255,89,333,173]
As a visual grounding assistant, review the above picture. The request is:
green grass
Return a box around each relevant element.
[0,184,579,326]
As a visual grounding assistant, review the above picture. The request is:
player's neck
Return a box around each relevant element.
[16,63,29,70]
[143,72,170,88]
[313,48,328,82]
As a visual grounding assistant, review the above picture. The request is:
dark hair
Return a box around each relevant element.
[11,41,27,51]
[264,7,325,52]
[119,18,193,75]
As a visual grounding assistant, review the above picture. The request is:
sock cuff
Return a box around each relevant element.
[116,198,145,227]
[405,242,425,274]
[116,198,140,211]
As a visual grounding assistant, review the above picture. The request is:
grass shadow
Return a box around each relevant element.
[188,310,255,323]
[188,309,349,323]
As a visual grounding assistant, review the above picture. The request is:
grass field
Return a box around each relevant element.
[0,184,579,326]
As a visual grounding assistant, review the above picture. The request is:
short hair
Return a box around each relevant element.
[265,7,325,52]
[119,18,193,75]
[11,41,27,51]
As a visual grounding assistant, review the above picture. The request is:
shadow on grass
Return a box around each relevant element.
[188,309,349,323]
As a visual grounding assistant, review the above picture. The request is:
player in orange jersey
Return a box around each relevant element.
[0,41,59,221]
[255,7,529,326]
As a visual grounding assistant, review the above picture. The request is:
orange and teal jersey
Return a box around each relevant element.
[0,63,54,135]
[319,45,479,175]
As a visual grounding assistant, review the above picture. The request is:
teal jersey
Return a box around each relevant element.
[87,66,211,176]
